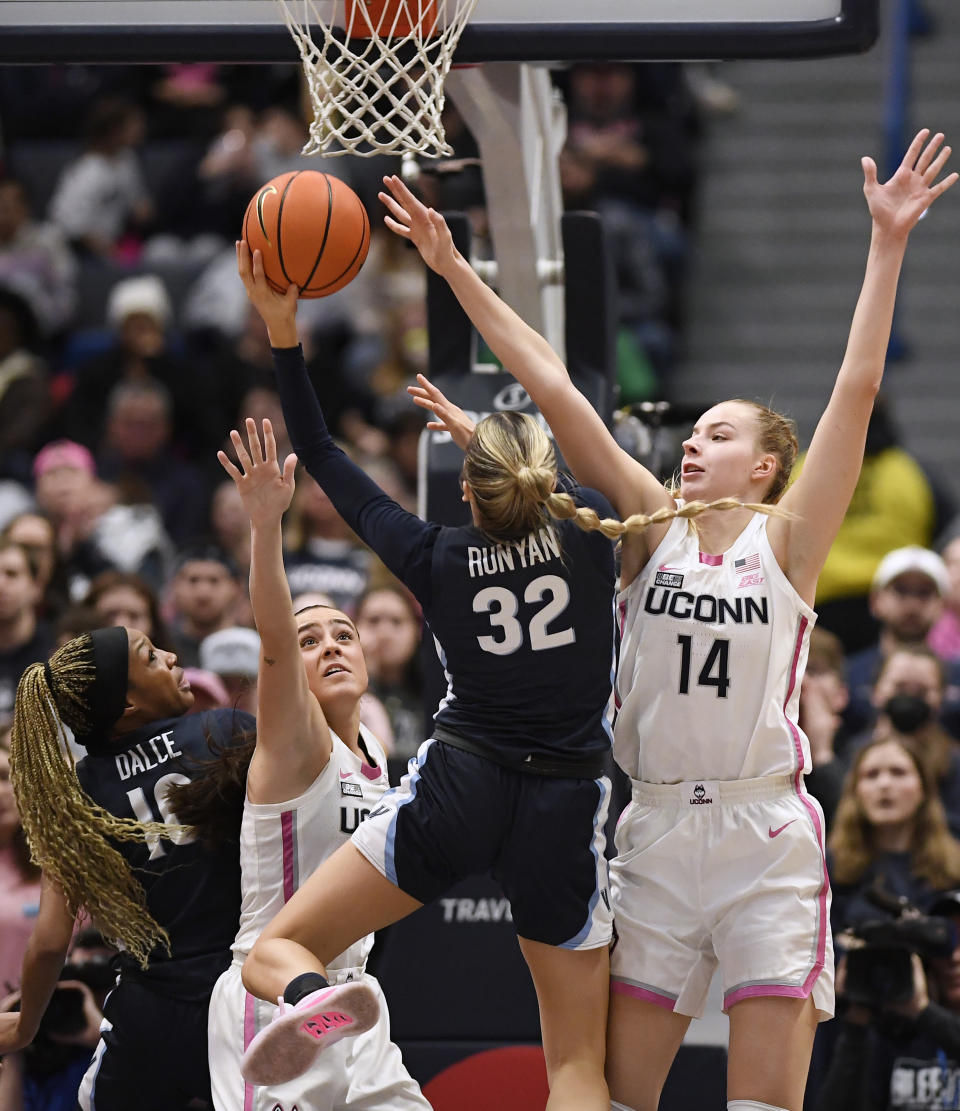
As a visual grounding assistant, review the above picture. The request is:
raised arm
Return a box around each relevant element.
[0,875,75,1055]
[378,175,673,524]
[776,130,956,599]
[218,418,331,805]
[236,241,440,605]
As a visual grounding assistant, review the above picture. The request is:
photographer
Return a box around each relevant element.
[0,929,116,1111]
[818,891,960,1109]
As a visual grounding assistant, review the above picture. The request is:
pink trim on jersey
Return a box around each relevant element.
[784,616,808,775]
[614,599,628,710]
[360,761,382,781]
[725,981,814,1008]
[281,810,296,903]
[243,992,256,1111]
[611,978,677,1011]
[698,552,723,565]
[730,613,829,1010]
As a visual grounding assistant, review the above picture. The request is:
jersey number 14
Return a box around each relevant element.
[677,635,730,697]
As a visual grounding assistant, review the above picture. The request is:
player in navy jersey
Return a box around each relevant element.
[231,240,625,1110]
[0,625,254,1110]
[379,133,958,1111]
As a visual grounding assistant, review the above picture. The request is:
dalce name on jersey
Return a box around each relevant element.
[114,730,184,781]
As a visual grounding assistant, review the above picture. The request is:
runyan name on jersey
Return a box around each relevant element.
[467,525,561,579]
[643,587,769,626]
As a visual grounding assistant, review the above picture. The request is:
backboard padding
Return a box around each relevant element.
[0,0,879,63]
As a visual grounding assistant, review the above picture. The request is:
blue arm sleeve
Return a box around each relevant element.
[271,345,437,604]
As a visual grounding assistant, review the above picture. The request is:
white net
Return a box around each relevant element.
[275,0,480,158]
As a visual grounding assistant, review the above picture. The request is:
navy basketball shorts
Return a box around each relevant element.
[77,978,214,1110]
[352,739,613,949]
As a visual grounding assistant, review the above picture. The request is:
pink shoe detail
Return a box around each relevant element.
[240,981,379,1087]
[301,1009,353,1039]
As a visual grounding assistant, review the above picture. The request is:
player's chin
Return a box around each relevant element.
[678,475,700,500]
[313,672,363,699]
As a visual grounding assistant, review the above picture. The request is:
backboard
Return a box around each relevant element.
[0,0,878,64]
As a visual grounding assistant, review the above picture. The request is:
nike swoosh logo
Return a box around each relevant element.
[255,184,277,245]
[339,770,352,780]
[768,820,798,838]
[658,564,683,572]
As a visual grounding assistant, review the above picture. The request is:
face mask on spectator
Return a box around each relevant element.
[884,694,933,734]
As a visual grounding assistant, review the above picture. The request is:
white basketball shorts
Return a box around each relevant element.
[609,774,834,1020]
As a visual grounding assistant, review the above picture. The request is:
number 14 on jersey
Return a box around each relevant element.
[677,635,730,697]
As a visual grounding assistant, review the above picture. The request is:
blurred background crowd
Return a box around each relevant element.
[3,46,960,1111]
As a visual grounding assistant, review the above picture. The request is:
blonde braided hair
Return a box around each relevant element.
[544,493,790,540]
[11,636,172,967]
[463,411,791,544]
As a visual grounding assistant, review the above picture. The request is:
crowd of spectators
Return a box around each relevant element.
[0,55,708,765]
[4,53,960,1111]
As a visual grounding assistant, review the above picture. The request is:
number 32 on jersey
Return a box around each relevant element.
[473,574,575,655]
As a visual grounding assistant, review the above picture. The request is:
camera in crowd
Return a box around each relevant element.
[8,929,116,1075]
[840,885,957,1009]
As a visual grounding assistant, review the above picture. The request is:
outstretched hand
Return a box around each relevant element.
[379,175,458,276]
[863,128,957,239]
[218,417,297,528]
[406,374,476,451]
[235,239,299,347]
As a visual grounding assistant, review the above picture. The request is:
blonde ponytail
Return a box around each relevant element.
[462,412,560,542]
[464,410,795,544]
[545,493,792,541]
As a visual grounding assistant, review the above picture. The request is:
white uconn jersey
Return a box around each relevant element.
[232,725,388,974]
[615,512,816,783]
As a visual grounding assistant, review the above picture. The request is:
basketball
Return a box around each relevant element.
[242,171,371,298]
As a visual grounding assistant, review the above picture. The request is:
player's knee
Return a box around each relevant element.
[727,1101,789,1111]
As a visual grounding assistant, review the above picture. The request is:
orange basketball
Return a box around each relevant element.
[242,171,371,298]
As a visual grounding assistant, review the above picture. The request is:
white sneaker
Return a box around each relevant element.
[241,981,380,1086]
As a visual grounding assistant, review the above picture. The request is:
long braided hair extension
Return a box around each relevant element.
[462,411,793,545]
[544,493,791,540]
[11,636,172,967]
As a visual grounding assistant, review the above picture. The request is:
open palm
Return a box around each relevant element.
[218,418,297,529]
[863,128,957,238]
[406,373,476,450]
[379,174,457,275]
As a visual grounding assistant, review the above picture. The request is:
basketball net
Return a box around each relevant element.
[275,0,479,158]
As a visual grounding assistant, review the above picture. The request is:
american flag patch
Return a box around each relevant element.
[734,553,761,572]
